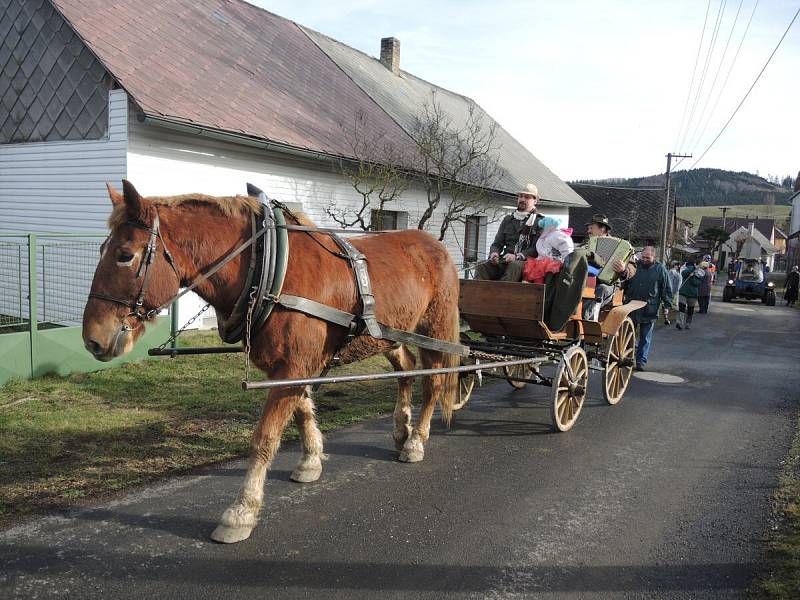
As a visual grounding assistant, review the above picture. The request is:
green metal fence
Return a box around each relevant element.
[0,233,172,386]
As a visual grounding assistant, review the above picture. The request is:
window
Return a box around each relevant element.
[371,209,408,231]
[464,215,487,263]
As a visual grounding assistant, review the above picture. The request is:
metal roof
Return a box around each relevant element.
[697,216,776,240]
[49,0,413,159]
[303,27,586,207]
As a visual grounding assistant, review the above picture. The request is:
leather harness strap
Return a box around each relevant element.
[277,294,469,357]
[328,234,382,339]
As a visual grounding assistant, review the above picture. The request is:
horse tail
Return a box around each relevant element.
[439,286,461,427]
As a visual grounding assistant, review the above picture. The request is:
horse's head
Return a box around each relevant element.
[83,180,181,361]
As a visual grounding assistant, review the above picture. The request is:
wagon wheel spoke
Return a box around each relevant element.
[564,359,576,382]
[623,328,634,349]
[607,363,618,388]
[557,392,569,420]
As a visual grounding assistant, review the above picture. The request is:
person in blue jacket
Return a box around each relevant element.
[621,246,672,371]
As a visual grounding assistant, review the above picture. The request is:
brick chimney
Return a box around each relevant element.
[380,37,400,74]
[794,170,800,192]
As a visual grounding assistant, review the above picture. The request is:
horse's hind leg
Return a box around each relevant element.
[290,388,324,483]
[385,345,416,451]
[211,387,298,544]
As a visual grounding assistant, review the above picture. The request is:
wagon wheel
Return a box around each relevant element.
[453,358,477,411]
[601,317,635,405]
[503,364,528,389]
[551,346,588,432]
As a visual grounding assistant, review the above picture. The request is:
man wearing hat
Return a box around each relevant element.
[475,183,545,281]
[581,213,635,319]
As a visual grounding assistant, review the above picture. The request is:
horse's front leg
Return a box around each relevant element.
[211,386,298,544]
[290,389,324,483]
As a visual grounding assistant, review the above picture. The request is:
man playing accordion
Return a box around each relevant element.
[579,214,636,320]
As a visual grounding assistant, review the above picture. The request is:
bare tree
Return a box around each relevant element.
[326,110,410,230]
[331,95,505,240]
[412,94,505,241]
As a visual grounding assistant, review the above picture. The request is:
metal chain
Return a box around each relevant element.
[157,302,212,350]
[243,288,257,383]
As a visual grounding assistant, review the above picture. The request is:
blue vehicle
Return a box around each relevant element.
[722,259,776,305]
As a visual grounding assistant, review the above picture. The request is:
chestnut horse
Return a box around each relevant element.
[82,180,461,543]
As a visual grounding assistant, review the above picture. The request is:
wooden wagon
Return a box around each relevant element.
[456,279,645,432]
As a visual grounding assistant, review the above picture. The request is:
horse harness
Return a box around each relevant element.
[89,184,467,358]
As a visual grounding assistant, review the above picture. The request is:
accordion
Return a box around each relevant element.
[586,235,634,284]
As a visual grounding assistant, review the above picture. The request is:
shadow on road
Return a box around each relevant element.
[4,544,758,595]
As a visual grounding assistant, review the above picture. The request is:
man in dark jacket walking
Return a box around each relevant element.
[621,246,672,371]
[475,183,544,281]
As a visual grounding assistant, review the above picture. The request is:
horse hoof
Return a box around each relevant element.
[210,525,253,544]
[393,436,406,452]
[290,460,322,483]
[399,440,425,463]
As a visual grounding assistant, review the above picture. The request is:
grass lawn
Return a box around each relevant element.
[0,330,416,526]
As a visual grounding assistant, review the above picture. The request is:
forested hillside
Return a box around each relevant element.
[571,168,795,207]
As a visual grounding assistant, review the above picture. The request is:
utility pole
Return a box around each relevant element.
[661,152,692,263]
[718,206,730,267]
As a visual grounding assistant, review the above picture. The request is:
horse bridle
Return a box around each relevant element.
[88,209,180,328]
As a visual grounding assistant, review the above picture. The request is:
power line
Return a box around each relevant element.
[688,5,800,170]
[685,0,745,152]
[678,0,727,151]
[673,0,712,150]
[689,0,759,156]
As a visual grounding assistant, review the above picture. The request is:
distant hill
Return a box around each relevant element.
[571,168,794,207]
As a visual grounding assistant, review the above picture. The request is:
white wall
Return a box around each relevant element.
[0,90,128,323]
[791,194,800,236]
[0,89,128,233]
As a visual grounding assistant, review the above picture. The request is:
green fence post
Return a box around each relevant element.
[28,234,38,378]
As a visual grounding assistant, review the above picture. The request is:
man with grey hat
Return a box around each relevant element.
[580,213,635,319]
[475,183,545,281]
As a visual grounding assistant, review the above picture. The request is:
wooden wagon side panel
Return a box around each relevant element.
[459,280,553,339]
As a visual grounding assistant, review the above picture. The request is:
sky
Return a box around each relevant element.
[250,0,799,183]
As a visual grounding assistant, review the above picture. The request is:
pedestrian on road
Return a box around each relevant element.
[676,261,705,330]
[666,262,682,325]
[698,261,714,313]
[785,266,799,307]
[622,246,672,371]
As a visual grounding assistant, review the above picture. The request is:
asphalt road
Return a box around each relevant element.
[2,294,799,599]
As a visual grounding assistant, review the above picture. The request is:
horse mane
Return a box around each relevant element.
[108,193,317,228]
